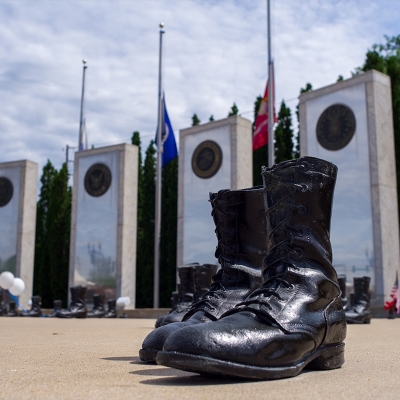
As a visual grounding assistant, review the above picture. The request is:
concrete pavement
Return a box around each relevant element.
[0,317,399,400]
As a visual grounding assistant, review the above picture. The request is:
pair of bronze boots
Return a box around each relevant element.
[140,156,346,380]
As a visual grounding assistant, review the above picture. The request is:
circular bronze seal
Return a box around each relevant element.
[0,177,13,207]
[316,104,356,151]
[84,163,112,197]
[192,140,223,179]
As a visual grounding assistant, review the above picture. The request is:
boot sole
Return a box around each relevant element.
[156,343,345,380]
[139,348,158,363]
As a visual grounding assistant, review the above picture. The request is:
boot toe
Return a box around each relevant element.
[140,321,192,362]
[162,312,316,368]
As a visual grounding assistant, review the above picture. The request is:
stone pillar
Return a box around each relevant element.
[69,144,138,308]
[299,70,400,309]
[177,115,253,267]
[0,160,38,306]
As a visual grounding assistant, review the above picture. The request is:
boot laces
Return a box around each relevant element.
[234,175,303,309]
[209,196,236,265]
[187,269,226,313]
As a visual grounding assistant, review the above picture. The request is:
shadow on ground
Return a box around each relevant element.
[102,356,141,364]
[133,367,249,386]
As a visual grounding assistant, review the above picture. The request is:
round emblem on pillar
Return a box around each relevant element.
[192,140,223,179]
[0,177,13,207]
[316,104,356,151]
[84,163,112,197]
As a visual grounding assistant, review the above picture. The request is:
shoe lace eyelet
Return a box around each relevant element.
[299,161,310,170]
[297,205,307,215]
[296,226,306,237]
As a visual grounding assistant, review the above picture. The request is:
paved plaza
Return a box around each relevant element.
[1,317,399,399]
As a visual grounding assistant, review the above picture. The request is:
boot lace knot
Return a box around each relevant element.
[186,269,226,315]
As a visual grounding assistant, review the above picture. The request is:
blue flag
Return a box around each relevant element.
[156,96,178,167]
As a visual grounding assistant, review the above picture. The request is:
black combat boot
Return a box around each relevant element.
[104,299,117,318]
[87,294,106,318]
[5,301,19,317]
[21,296,42,317]
[155,287,181,328]
[158,156,346,380]
[140,186,266,362]
[338,275,348,309]
[159,264,196,326]
[345,276,371,324]
[56,286,87,318]
[193,264,218,303]
[47,300,62,318]
[0,288,5,316]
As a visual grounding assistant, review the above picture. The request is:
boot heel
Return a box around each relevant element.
[363,314,371,324]
[308,343,345,370]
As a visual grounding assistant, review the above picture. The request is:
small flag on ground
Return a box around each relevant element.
[253,62,276,150]
[384,271,399,314]
[155,95,178,167]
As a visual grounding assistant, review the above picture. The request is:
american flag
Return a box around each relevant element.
[384,272,399,313]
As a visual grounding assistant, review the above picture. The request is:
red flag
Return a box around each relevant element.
[253,63,276,150]
[384,272,399,314]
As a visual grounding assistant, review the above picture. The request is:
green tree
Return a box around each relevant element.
[275,100,294,163]
[33,161,56,306]
[294,83,313,158]
[47,164,71,306]
[252,95,269,186]
[192,114,201,126]
[135,140,156,307]
[33,162,71,308]
[228,103,239,117]
[355,34,400,220]
[209,115,214,122]
[160,157,178,307]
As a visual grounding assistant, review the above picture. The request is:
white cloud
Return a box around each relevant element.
[0,0,398,178]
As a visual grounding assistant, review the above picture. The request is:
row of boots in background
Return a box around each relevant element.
[338,275,371,324]
[0,286,117,318]
[155,263,218,328]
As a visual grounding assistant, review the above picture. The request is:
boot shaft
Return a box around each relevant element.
[32,296,42,309]
[353,276,370,303]
[107,299,116,310]
[209,187,267,277]
[238,156,346,346]
[92,294,105,310]
[178,265,195,302]
[193,264,218,303]
[183,187,267,321]
[170,290,179,308]
[104,299,117,318]
[53,300,62,310]
[262,156,338,281]
[70,285,86,306]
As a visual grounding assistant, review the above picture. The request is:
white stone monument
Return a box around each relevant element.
[69,144,138,308]
[299,69,400,308]
[177,115,253,267]
[0,160,38,306]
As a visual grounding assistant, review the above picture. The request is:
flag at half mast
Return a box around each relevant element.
[155,95,178,167]
[79,117,88,151]
[253,62,276,150]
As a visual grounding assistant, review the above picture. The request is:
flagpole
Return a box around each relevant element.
[79,59,88,150]
[267,0,274,168]
[153,23,165,308]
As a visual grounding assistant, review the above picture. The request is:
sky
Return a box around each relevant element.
[0,0,399,179]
